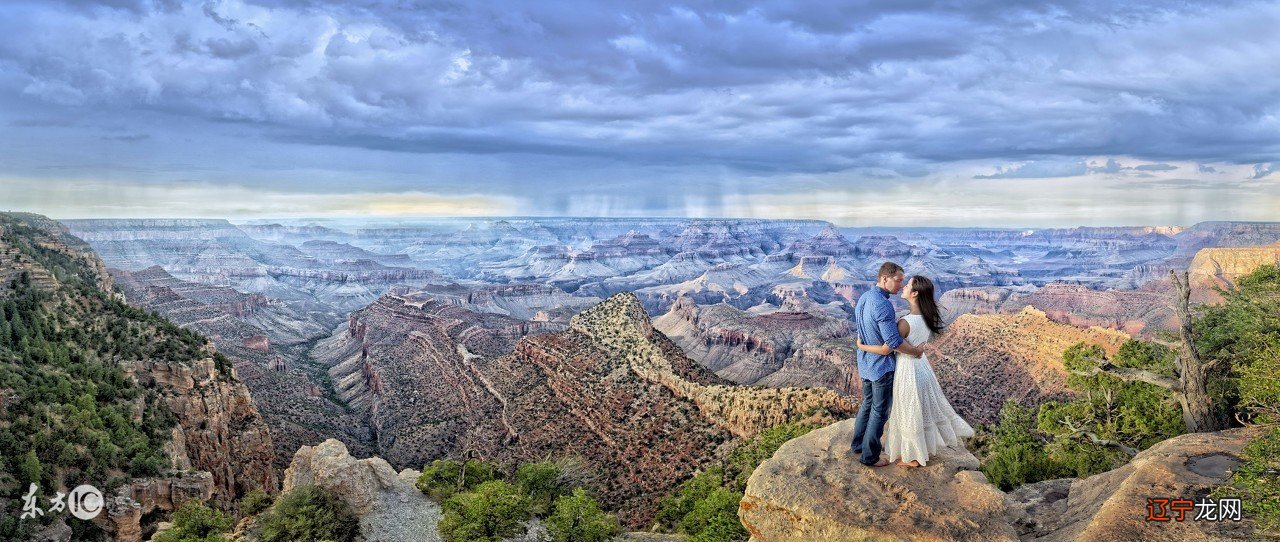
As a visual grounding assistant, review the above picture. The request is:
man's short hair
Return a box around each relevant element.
[878,262,904,279]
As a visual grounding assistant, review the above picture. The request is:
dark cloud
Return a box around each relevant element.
[0,0,1276,186]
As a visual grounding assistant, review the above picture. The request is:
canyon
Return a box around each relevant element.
[313,290,853,527]
[30,215,1280,539]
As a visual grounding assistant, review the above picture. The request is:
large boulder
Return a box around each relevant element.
[1007,426,1266,541]
[739,418,1015,541]
[741,418,1271,542]
[283,438,442,542]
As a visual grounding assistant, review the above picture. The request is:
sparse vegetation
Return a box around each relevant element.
[0,215,213,539]
[239,488,274,516]
[973,340,1185,491]
[152,500,232,542]
[1201,264,1280,532]
[517,458,584,516]
[256,484,359,542]
[977,263,1280,505]
[415,458,500,501]
[438,480,532,542]
[656,422,817,542]
[1212,426,1280,533]
[419,455,616,542]
[546,487,621,542]
[1197,264,1280,425]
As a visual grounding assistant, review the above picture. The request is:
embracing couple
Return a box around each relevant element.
[850,262,974,468]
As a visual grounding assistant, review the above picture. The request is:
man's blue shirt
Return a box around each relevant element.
[855,287,903,382]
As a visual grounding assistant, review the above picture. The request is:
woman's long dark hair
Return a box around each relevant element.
[910,275,945,335]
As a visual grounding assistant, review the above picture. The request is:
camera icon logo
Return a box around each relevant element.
[68,485,104,520]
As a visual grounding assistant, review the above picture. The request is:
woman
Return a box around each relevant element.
[856,275,974,467]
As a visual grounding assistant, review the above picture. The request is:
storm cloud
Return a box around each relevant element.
[0,0,1278,223]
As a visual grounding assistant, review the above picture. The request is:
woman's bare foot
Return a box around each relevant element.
[897,460,921,468]
[869,458,891,467]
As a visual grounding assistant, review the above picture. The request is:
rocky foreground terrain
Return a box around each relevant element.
[741,418,1267,541]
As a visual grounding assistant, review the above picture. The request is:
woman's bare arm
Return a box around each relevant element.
[893,319,925,357]
[856,337,894,355]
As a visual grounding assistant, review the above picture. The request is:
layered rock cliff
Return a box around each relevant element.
[311,290,854,527]
[943,283,1176,338]
[928,306,1129,424]
[652,296,857,393]
[1188,242,1280,303]
[0,213,277,541]
[124,354,277,508]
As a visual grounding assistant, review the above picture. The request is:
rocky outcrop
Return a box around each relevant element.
[741,420,1270,542]
[1010,283,1175,337]
[940,286,1022,320]
[570,293,856,439]
[1,213,283,542]
[125,354,277,508]
[1006,425,1267,541]
[111,265,329,346]
[740,418,1015,542]
[1168,221,1280,266]
[282,439,442,542]
[1188,242,1280,303]
[95,472,216,542]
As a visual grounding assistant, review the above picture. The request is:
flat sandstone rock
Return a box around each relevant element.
[740,418,1016,542]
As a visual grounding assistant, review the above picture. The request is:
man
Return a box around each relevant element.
[850,262,923,467]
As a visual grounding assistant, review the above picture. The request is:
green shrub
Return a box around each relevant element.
[1198,264,1280,425]
[655,424,817,542]
[416,458,500,501]
[257,485,359,542]
[239,489,274,516]
[438,480,532,542]
[1212,426,1280,533]
[656,467,725,531]
[978,400,1071,491]
[516,459,571,516]
[152,500,231,542]
[726,423,815,490]
[546,488,621,542]
[679,488,747,541]
[978,337,1188,491]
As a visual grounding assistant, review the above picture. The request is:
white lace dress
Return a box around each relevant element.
[884,314,975,466]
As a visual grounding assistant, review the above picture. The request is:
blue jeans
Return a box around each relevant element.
[850,371,895,465]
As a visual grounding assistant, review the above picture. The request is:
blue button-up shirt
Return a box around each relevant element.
[855,287,903,382]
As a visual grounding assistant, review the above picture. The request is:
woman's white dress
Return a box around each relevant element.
[884,314,974,466]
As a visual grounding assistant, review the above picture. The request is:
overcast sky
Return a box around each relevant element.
[1,0,1278,226]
